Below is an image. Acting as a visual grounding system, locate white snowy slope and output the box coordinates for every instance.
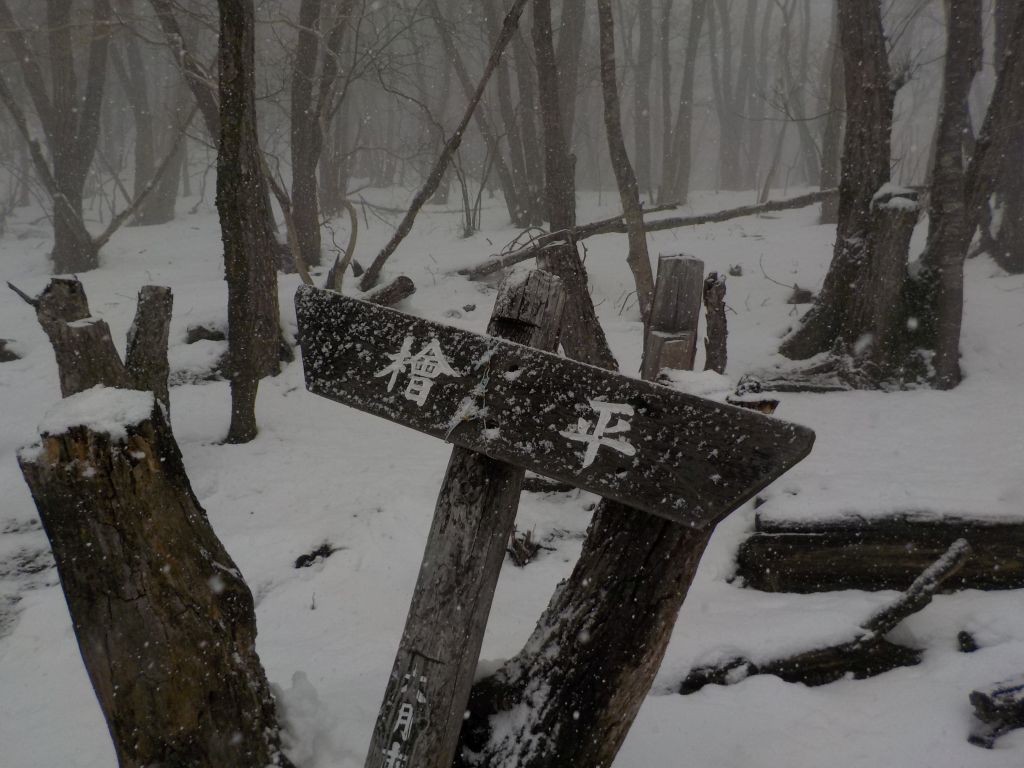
[0,187,1021,767]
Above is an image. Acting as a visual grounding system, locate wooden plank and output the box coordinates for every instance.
[296,285,814,528]
[736,514,1024,592]
[640,254,704,380]
[364,270,565,768]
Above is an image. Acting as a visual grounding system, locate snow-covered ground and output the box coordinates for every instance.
[1,187,1021,766]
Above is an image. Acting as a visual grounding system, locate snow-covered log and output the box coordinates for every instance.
[969,674,1024,748]
[682,539,971,692]
[737,513,1024,592]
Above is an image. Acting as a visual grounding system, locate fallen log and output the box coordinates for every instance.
[682,539,971,693]
[736,513,1024,592]
[969,674,1024,748]
[459,189,838,280]
[362,274,416,307]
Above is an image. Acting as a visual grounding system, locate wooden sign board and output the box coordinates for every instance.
[295,285,814,529]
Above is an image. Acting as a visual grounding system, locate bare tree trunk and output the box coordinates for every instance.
[745,0,775,190]
[662,0,709,203]
[779,0,896,361]
[819,7,844,224]
[554,0,586,143]
[598,0,655,321]
[290,0,325,268]
[707,0,743,190]
[533,0,576,230]
[634,0,655,200]
[985,0,1024,273]
[915,0,982,388]
[217,0,282,443]
[659,0,674,186]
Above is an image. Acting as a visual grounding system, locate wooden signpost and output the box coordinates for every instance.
[295,273,814,768]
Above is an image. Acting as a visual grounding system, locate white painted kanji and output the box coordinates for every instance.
[375,336,460,406]
[560,400,637,469]
[382,741,407,768]
[392,702,415,741]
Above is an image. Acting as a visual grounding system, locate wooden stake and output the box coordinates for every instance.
[363,270,565,768]
[640,254,704,380]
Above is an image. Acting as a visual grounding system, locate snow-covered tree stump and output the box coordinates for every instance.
[14,277,290,767]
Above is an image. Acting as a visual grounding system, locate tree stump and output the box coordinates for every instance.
[15,277,290,767]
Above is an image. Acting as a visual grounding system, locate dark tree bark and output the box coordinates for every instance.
[779,0,896,362]
[15,279,289,768]
[661,0,709,204]
[776,0,820,187]
[21,409,291,767]
[707,0,743,190]
[554,0,586,142]
[513,0,614,353]
[148,0,279,238]
[819,7,844,224]
[290,0,326,268]
[217,0,283,443]
[986,0,1024,273]
[916,0,983,388]
[533,0,577,231]
[633,0,655,199]
[512,29,546,219]
[598,0,655,321]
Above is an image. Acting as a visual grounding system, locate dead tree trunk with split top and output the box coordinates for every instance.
[14,277,290,768]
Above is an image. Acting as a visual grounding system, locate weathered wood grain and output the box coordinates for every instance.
[295,285,814,528]
[363,270,564,768]
[737,513,1024,592]
[640,254,703,380]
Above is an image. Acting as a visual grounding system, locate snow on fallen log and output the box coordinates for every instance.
[681,539,971,693]
[458,189,838,280]
[968,674,1024,748]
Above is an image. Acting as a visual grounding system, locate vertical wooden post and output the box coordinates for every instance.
[703,272,728,374]
[640,253,705,379]
[364,270,565,768]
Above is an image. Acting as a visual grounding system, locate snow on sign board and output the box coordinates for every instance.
[295,285,814,528]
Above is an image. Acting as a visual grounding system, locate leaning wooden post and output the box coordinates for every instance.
[640,253,705,379]
[363,270,565,768]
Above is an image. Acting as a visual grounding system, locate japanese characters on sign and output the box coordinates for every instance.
[296,285,816,528]
[380,667,429,768]
[559,400,636,469]
[376,337,461,407]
